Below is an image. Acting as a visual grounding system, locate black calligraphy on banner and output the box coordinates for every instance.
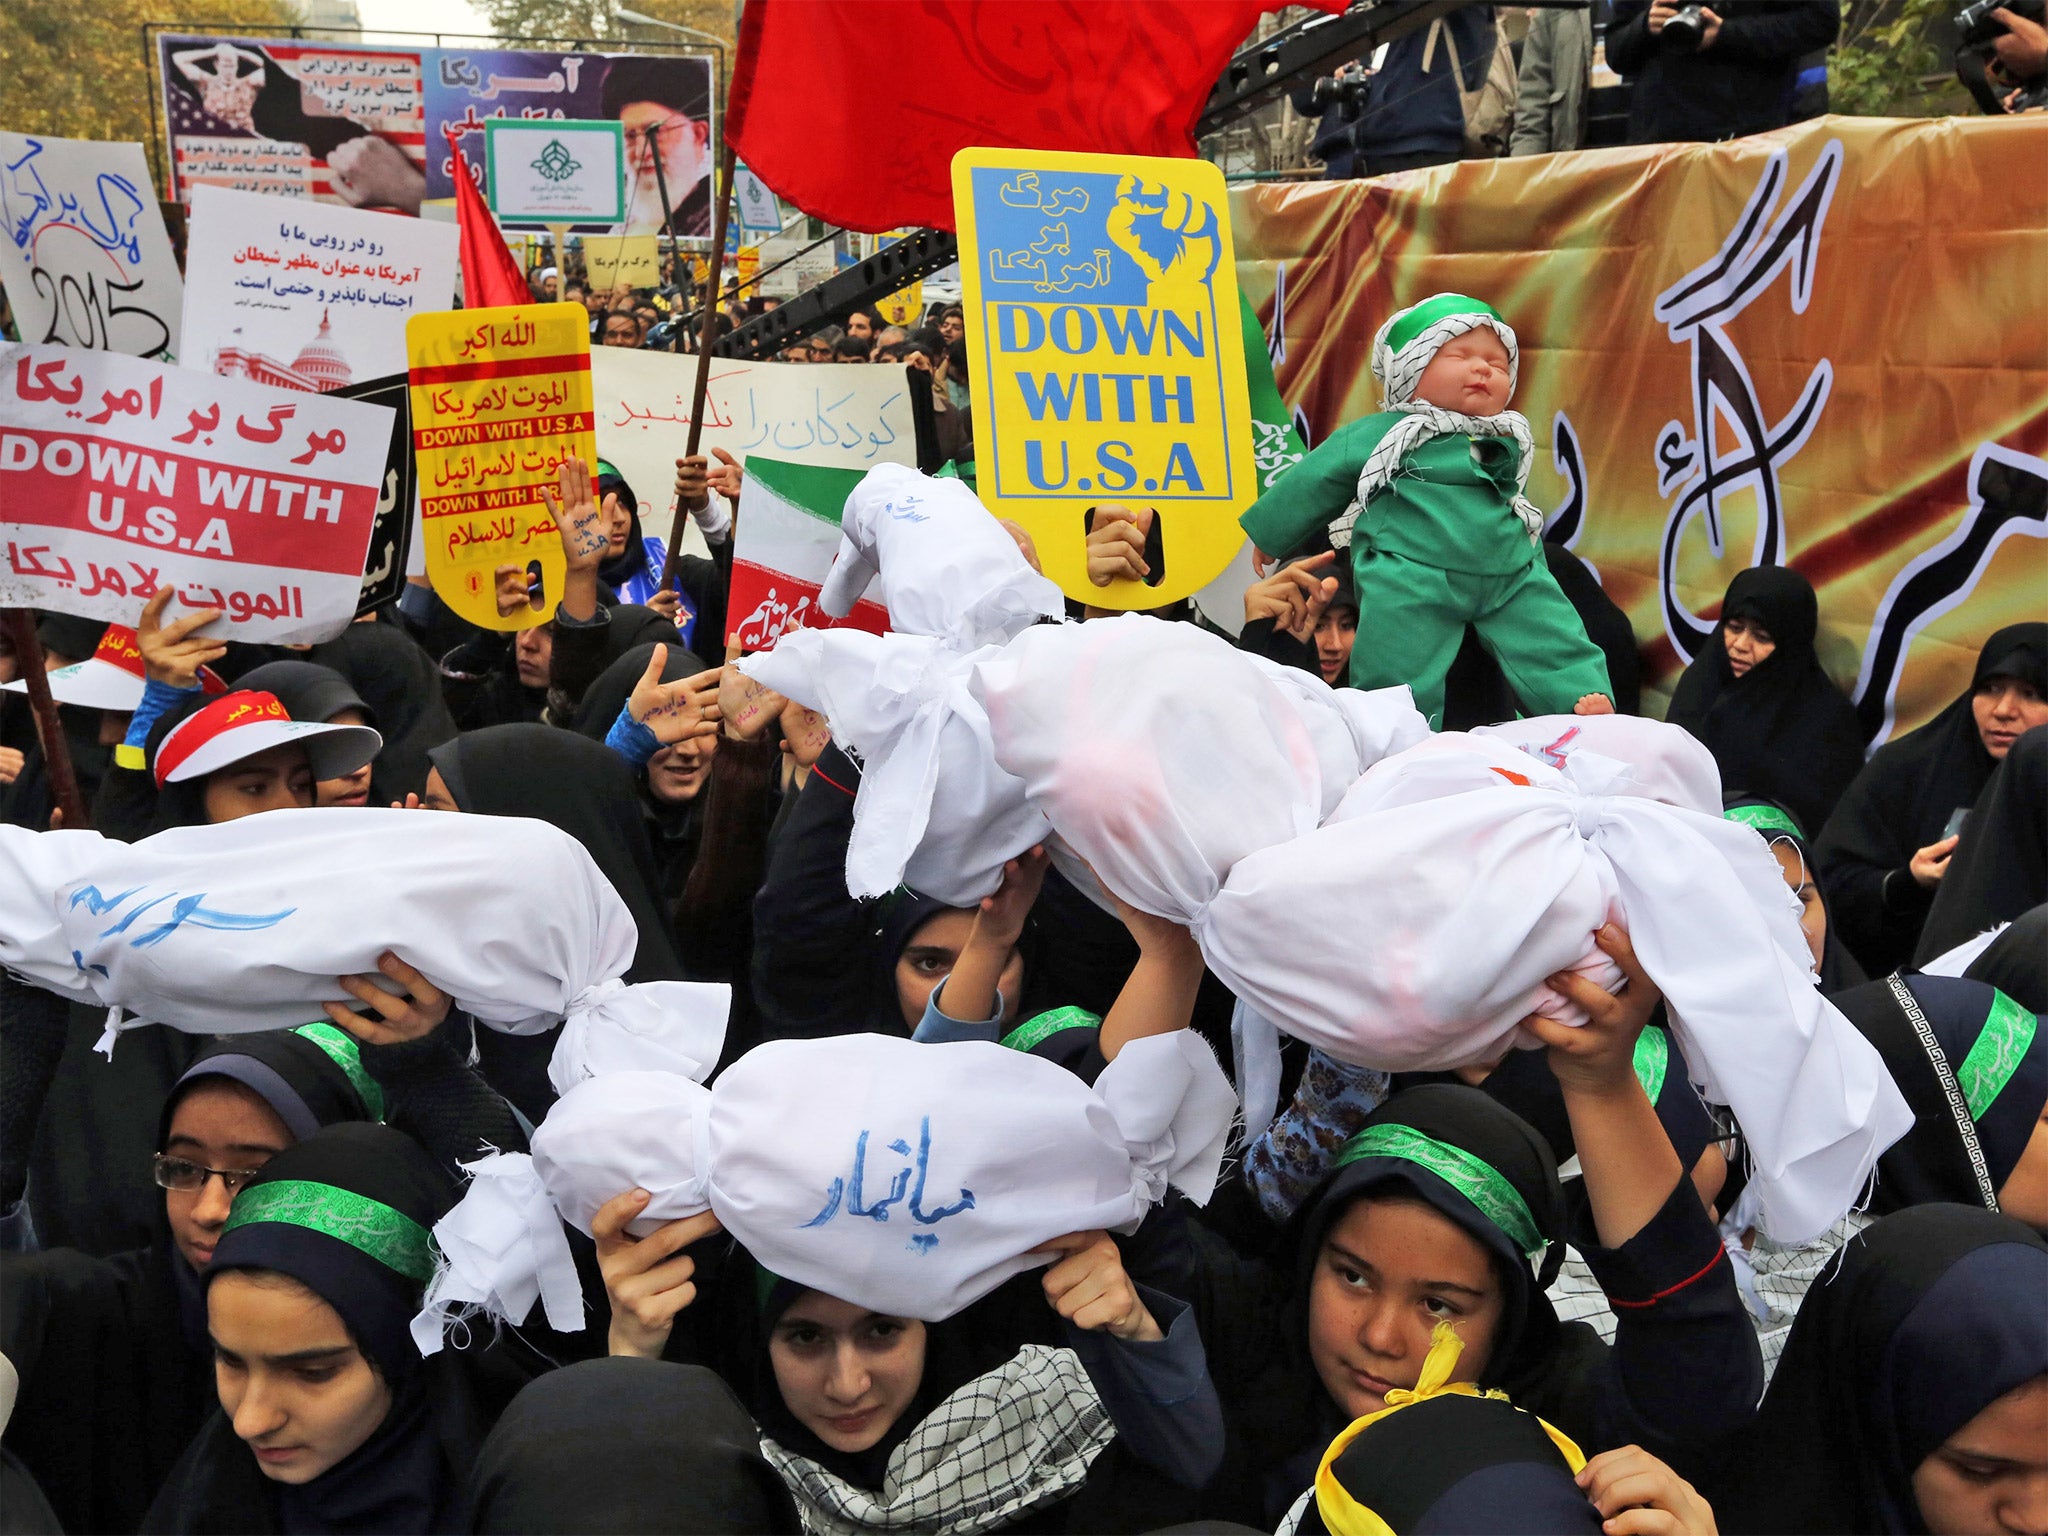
[335,372,415,615]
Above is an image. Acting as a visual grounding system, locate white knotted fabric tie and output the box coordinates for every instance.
[1095,1032,1238,1213]
[412,1152,583,1355]
[546,978,730,1094]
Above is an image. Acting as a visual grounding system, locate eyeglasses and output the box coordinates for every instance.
[622,117,692,150]
[153,1153,264,1195]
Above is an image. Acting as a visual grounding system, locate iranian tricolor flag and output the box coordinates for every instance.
[728,456,891,650]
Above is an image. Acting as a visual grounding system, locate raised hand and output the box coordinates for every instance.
[1522,923,1662,1097]
[717,666,789,741]
[706,447,744,505]
[323,951,452,1046]
[782,704,832,769]
[1086,504,1151,587]
[629,645,722,746]
[540,458,608,575]
[673,453,710,512]
[1243,550,1339,642]
[1038,1230,1162,1341]
[1578,1444,1719,1536]
[592,1189,723,1359]
[492,563,534,618]
[137,586,225,687]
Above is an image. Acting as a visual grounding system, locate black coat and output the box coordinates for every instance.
[1608,0,1840,143]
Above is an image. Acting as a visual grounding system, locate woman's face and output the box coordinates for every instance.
[768,1292,927,1455]
[203,743,314,823]
[893,908,1025,1029]
[1995,1099,2048,1232]
[1307,1195,1506,1421]
[1723,616,1776,678]
[315,707,374,807]
[1316,605,1358,687]
[647,729,717,804]
[1911,1374,2048,1535]
[1972,677,2048,759]
[603,493,634,558]
[162,1080,294,1272]
[422,765,460,812]
[210,1270,393,1485]
[1770,839,1828,969]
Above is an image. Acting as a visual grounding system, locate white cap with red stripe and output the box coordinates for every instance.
[153,690,381,787]
[3,626,225,713]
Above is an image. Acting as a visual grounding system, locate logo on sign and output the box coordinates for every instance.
[532,140,581,183]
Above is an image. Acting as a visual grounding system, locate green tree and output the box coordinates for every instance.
[0,0,299,184]
[470,0,734,53]
[1832,0,1972,116]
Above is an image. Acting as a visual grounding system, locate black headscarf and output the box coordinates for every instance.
[1722,794,1867,994]
[1915,723,2048,966]
[153,1123,468,1535]
[1817,623,2048,976]
[306,621,458,804]
[1833,974,2046,1218]
[569,640,713,903]
[158,1024,384,1155]
[1965,904,2048,1012]
[1668,566,1867,840]
[233,661,373,734]
[1299,1390,1601,1535]
[569,639,707,743]
[427,725,682,984]
[1711,1205,2048,1535]
[469,1358,798,1534]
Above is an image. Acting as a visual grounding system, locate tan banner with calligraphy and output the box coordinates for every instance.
[1233,115,2048,745]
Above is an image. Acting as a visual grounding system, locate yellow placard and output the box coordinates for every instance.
[736,245,760,300]
[876,278,923,328]
[406,302,596,630]
[952,148,1256,608]
[584,233,660,290]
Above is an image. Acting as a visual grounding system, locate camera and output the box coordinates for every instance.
[1954,0,2042,48]
[1308,66,1373,121]
[1661,3,1710,49]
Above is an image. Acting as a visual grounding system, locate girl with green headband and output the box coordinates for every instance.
[1239,293,1614,728]
[1123,932,1761,1527]
[147,1123,482,1534]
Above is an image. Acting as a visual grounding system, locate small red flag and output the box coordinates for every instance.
[728,0,1337,233]
[447,134,530,309]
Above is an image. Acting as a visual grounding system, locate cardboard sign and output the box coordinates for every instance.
[0,135,185,361]
[333,372,415,615]
[733,162,784,232]
[484,120,625,224]
[406,303,595,630]
[0,344,393,640]
[583,233,659,290]
[180,185,459,393]
[952,148,1256,607]
[728,455,884,649]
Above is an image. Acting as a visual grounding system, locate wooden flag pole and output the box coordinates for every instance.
[2,609,90,830]
[660,140,738,592]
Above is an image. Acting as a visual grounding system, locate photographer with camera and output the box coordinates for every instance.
[1954,0,2048,113]
[1607,0,1839,144]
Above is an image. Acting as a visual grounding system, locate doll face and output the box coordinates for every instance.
[1412,328,1513,416]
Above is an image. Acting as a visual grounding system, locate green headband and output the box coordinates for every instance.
[222,1179,436,1283]
[1333,1123,1546,1258]
[1385,293,1504,357]
[1723,803,1806,840]
[291,1023,386,1123]
[595,458,624,482]
[1958,990,2039,1122]
[1000,1006,1102,1055]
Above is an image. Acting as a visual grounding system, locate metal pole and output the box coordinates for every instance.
[659,140,737,591]
[2,611,89,830]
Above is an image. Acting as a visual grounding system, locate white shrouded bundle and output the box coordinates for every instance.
[0,812,726,1084]
[1196,732,1912,1244]
[971,614,1428,922]
[1471,713,1724,814]
[414,1030,1236,1342]
[738,629,1050,905]
[817,464,1066,650]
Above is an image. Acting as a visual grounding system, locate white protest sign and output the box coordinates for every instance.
[0,135,185,361]
[484,120,625,224]
[0,344,393,641]
[590,347,919,557]
[733,162,783,232]
[180,185,458,392]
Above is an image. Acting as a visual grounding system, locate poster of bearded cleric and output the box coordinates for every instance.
[158,37,714,234]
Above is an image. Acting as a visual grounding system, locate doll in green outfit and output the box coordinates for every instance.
[1240,293,1613,728]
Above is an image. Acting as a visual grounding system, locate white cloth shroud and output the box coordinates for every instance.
[0,811,727,1084]
[1196,731,1912,1244]
[816,464,1066,650]
[971,614,1428,921]
[413,1030,1237,1341]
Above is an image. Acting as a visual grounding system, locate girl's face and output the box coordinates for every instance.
[209,1271,393,1485]
[315,707,374,807]
[161,1080,293,1272]
[1911,1374,2048,1535]
[1307,1195,1506,1421]
[203,743,314,823]
[1723,616,1776,677]
[768,1292,927,1454]
[893,908,1025,1029]
[422,765,460,812]
[647,729,716,804]
[1770,840,1828,969]
[1316,605,1358,687]
[1995,1098,2048,1233]
[1972,676,2048,759]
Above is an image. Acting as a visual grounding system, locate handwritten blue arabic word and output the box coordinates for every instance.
[802,1116,974,1251]
[67,884,298,949]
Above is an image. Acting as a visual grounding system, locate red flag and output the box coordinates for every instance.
[728,0,1335,233]
[447,134,530,309]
